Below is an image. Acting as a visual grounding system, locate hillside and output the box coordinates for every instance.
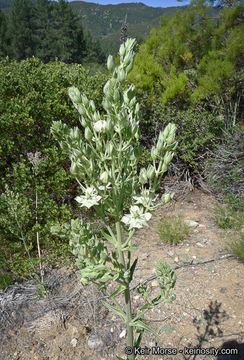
[0,0,187,54]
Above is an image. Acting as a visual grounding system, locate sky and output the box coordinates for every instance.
[73,0,191,8]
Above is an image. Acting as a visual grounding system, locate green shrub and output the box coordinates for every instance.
[139,106,223,173]
[0,57,108,178]
[206,126,244,197]
[226,233,244,263]
[214,194,244,230]
[0,273,13,290]
[0,148,74,278]
[157,215,190,245]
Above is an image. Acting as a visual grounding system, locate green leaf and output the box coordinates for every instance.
[122,246,137,252]
[135,329,144,348]
[101,300,127,322]
[102,230,117,248]
[110,284,126,298]
[129,319,158,336]
[138,302,154,311]
[129,257,138,282]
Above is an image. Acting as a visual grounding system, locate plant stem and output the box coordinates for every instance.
[116,221,135,360]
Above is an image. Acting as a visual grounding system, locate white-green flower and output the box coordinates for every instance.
[75,187,102,208]
[94,120,108,132]
[121,205,152,230]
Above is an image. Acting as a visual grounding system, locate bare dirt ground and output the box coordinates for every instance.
[0,188,243,360]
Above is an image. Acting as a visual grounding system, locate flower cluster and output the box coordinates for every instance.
[75,187,101,208]
[121,205,152,230]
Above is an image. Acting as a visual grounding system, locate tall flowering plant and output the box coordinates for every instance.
[51,38,177,360]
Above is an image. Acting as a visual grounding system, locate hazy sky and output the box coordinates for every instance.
[74,1,191,8]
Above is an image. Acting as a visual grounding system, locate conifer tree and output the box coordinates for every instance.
[0,10,7,58]
[51,0,86,63]
[33,0,55,62]
[7,0,35,60]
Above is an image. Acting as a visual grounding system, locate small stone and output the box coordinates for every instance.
[168,250,174,257]
[174,256,179,263]
[8,329,16,336]
[88,335,104,349]
[192,255,196,259]
[141,253,149,261]
[119,329,126,339]
[110,327,114,333]
[70,338,78,347]
[134,295,140,300]
[220,287,227,294]
[151,280,158,287]
[196,242,204,248]
[70,326,79,337]
[184,220,199,227]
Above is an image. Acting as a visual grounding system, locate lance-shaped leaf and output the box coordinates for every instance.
[110,284,127,298]
[101,300,127,323]
[102,230,117,248]
[129,319,158,336]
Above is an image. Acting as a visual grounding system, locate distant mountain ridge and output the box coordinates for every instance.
[0,0,187,54]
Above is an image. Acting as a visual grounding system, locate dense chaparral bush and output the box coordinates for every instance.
[0,57,108,280]
[0,57,108,178]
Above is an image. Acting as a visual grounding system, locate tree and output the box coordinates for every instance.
[129,0,243,109]
[7,0,35,60]
[50,0,86,63]
[83,31,106,64]
[0,10,7,58]
[33,0,55,62]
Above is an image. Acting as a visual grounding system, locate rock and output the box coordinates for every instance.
[220,287,227,294]
[184,220,199,227]
[196,242,204,248]
[70,326,79,337]
[70,338,78,347]
[88,335,104,349]
[167,250,174,257]
[119,329,126,339]
[141,253,149,261]
[174,256,179,263]
[192,255,196,259]
[151,280,158,287]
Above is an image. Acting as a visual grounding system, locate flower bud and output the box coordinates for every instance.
[113,89,120,102]
[68,86,80,104]
[70,162,79,175]
[106,142,113,156]
[163,123,176,145]
[164,151,174,166]
[147,165,155,180]
[107,55,115,71]
[85,127,93,141]
[139,168,148,185]
[151,146,158,160]
[161,193,174,204]
[118,68,126,82]
[100,171,109,184]
[119,44,126,57]
[80,116,87,127]
[81,94,89,107]
[124,53,131,66]
[161,163,168,173]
